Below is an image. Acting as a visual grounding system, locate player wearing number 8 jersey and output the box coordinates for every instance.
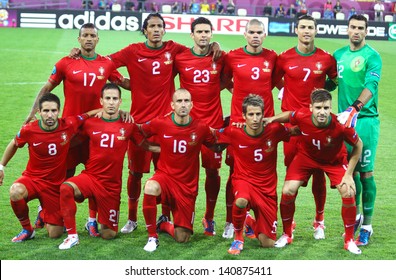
[0,93,97,243]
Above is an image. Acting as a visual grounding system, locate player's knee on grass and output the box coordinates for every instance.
[235,197,248,208]
[174,227,191,243]
[101,227,116,240]
[47,224,64,238]
[9,183,27,201]
[258,233,275,248]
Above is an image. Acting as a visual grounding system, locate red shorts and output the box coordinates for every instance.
[233,179,278,240]
[66,173,121,231]
[151,171,197,232]
[66,139,89,170]
[15,176,63,226]
[201,145,222,169]
[225,145,234,167]
[127,139,157,173]
[286,152,348,188]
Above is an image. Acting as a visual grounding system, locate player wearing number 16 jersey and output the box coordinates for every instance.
[140,89,216,252]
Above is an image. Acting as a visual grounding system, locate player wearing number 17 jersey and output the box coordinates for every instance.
[274,15,337,239]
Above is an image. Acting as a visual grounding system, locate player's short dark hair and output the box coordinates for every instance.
[79,23,97,36]
[191,17,213,33]
[245,18,265,32]
[311,89,332,104]
[101,83,122,98]
[141,13,166,37]
[39,92,61,110]
[296,14,317,28]
[242,94,264,114]
[348,14,368,29]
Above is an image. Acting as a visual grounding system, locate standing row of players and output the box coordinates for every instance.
[0,13,381,255]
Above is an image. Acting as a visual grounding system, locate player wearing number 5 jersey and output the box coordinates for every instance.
[0,93,97,243]
[274,15,338,239]
[215,94,292,255]
[140,89,217,252]
[334,14,382,246]
[58,84,158,250]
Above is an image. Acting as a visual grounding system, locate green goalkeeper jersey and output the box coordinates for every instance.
[334,44,382,118]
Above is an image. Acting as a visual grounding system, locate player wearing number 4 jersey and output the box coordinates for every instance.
[215,94,293,255]
[0,93,99,243]
[141,89,217,252]
[266,89,363,255]
[274,14,338,240]
[334,14,382,246]
[58,84,158,250]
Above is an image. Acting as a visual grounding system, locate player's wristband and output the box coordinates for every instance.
[0,164,4,171]
[352,100,364,112]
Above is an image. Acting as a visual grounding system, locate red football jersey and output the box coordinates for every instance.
[140,114,216,195]
[80,117,144,192]
[15,115,88,186]
[174,49,226,128]
[290,108,359,164]
[110,41,187,123]
[216,123,290,196]
[49,54,124,117]
[224,47,277,123]
[275,47,337,111]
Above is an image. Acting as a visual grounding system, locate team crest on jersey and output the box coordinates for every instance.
[324,135,334,147]
[164,52,173,65]
[210,62,218,74]
[117,128,126,140]
[313,62,323,74]
[188,132,197,145]
[97,67,105,80]
[265,139,274,152]
[351,56,365,72]
[262,61,271,72]
[60,132,68,145]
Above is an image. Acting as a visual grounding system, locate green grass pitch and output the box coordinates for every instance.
[0,27,395,261]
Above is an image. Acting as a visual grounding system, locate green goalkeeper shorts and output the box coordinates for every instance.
[346,116,379,172]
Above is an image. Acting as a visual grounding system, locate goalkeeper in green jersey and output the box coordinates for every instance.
[334,14,382,246]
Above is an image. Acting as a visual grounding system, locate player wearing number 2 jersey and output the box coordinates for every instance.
[274,15,337,239]
[0,93,96,243]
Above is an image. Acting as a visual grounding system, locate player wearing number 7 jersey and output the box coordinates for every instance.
[0,93,99,243]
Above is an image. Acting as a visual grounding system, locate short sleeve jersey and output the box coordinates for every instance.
[334,44,382,118]
[224,47,277,123]
[216,123,290,196]
[290,108,359,164]
[49,54,124,117]
[110,41,187,123]
[276,47,337,111]
[80,117,144,192]
[15,115,88,185]
[174,49,226,128]
[140,113,216,195]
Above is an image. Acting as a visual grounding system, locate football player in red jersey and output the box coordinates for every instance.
[0,93,99,243]
[264,89,363,255]
[58,83,158,250]
[140,88,217,252]
[215,94,293,255]
[174,17,232,238]
[24,23,130,235]
[274,14,338,239]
